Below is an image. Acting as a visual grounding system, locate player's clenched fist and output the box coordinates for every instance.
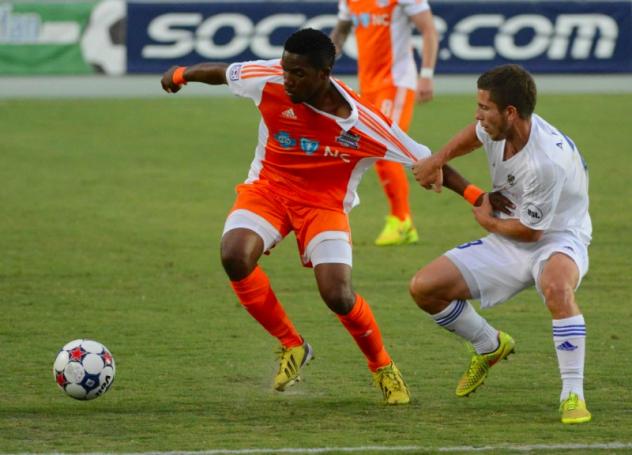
[161,66,187,94]
[412,155,443,192]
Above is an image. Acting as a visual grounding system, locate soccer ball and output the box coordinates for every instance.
[53,339,116,400]
[80,0,126,75]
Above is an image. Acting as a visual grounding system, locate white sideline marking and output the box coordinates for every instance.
[23,442,632,454]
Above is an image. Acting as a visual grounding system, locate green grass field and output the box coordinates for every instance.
[1,92,631,454]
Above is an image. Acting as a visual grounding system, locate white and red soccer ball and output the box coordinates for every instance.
[53,339,116,400]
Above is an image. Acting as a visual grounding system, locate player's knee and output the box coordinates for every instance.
[220,246,255,281]
[409,272,434,310]
[321,285,355,315]
[542,280,576,316]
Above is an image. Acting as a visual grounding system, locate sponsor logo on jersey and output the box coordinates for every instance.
[274,131,296,148]
[336,130,360,149]
[526,204,543,221]
[300,138,319,155]
[281,108,297,120]
[229,64,242,81]
[556,341,578,351]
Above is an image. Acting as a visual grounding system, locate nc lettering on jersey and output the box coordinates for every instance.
[324,146,351,164]
[127,2,630,74]
[351,13,390,28]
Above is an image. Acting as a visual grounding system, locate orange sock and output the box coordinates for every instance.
[230,266,303,348]
[337,294,391,372]
[375,160,410,221]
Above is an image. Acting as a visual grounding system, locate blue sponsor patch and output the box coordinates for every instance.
[300,138,319,155]
[274,131,296,148]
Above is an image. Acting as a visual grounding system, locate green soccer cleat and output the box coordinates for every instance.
[374,215,419,246]
[273,342,314,391]
[560,393,592,424]
[372,362,411,405]
[456,331,515,397]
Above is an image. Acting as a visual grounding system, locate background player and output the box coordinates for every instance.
[161,29,483,405]
[410,64,592,424]
[331,0,439,246]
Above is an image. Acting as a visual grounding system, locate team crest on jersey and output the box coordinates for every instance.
[336,131,360,149]
[300,138,319,155]
[229,64,242,81]
[274,131,296,148]
[507,174,516,186]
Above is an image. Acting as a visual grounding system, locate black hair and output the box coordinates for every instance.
[284,28,336,70]
[477,64,537,119]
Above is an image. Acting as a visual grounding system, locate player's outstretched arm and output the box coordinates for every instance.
[161,63,229,94]
[330,20,352,58]
[412,124,481,191]
[410,10,438,104]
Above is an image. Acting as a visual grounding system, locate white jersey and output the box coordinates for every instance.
[476,114,592,245]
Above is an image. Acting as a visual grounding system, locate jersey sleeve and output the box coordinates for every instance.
[383,122,431,166]
[337,0,351,21]
[398,0,430,16]
[519,159,564,231]
[225,59,283,105]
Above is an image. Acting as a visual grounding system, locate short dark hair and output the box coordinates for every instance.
[284,28,336,70]
[477,64,537,119]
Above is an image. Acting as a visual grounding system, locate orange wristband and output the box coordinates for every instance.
[172,66,187,85]
[463,184,485,205]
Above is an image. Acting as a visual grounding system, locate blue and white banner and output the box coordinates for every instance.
[127,1,632,74]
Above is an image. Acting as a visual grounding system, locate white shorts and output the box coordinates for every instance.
[222,209,353,267]
[445,232,589,308]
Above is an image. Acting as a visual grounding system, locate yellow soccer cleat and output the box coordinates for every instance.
[560,393,592,424]
[372,362,411,405]
[273,342,314,391]
[456,331,515,397]
[374,215,419,246]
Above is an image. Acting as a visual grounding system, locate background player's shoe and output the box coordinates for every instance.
[456,331,515,397]
[274,342,314,391]
[560,393,592,424]
[372,362,410,405]
[374,215,419,246]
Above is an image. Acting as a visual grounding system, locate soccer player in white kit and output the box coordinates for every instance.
[410,64,592,424]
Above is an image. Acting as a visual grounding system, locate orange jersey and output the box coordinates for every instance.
[338,0,430,93]
[225,59,430,213]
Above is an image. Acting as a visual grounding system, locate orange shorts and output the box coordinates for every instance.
[224,183,352,267]
[362,86,415,132]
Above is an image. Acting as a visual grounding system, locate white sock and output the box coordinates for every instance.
[553,314,586,402]
[432,300,499,354]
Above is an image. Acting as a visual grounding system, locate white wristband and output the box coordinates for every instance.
[420,67,434,79]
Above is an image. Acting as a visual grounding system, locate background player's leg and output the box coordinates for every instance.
[374,88,418,246]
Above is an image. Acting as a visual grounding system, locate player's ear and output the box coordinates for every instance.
[506,105,519,120]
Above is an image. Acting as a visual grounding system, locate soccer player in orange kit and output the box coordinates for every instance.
[331,0,439,246]
[160,29,483,405]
